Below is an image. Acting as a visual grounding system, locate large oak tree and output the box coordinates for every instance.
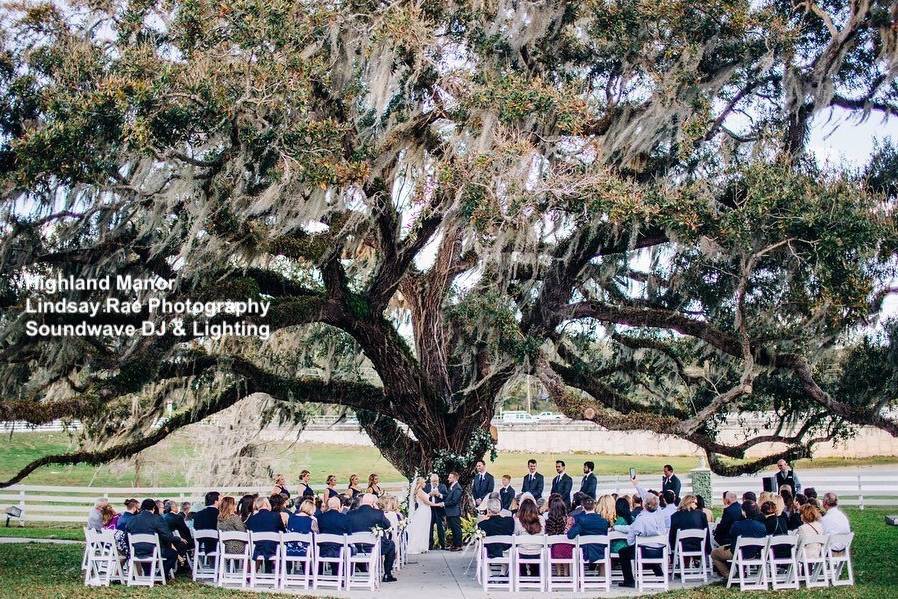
[3,0,898,487]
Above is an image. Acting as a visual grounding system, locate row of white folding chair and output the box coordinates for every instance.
[210,530,382,591]
[83,528,125,587]
[728,532,855,591]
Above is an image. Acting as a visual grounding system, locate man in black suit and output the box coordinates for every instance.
[712,491,743,546]
[476,497,515,557]
[498,475,515,511]
[346,494,398,583]
[551,460,573,509]
[521,459,544,499]
[318,496,351,561]
[472,460,495,505]
[712,502,766,576]
[661,465,682,501]
[566,496,610,563]
[580,461,597,499]
[125,498,179,576]
[191,491,220,554]
[443,472,464,551]
[423,474,448,549]
[162,499,193,557]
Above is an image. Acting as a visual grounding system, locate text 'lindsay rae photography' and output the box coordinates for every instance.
[22,275,272,340]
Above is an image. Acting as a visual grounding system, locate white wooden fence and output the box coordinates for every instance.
[0,481,410,525]
[3,472,898,526]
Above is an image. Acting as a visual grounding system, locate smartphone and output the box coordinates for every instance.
[629,468,637,480]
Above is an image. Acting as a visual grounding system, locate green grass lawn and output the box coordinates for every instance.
[3,431,896,488]
[0,509,892,597]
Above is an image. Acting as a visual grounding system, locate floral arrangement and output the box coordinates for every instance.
[370,525,386,539]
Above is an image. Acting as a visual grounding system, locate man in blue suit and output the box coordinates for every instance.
[443,472,464,551]
[191,491,220,554]
[472,460,495,505]
[551,460,574,509]
[566,497,609,563]
[713,491,743,546]
[580,461,597,500]
[521,459,544,499]
[712,502,766,577]
[346,494,398,583]
[318,496,351,560]
[125,498,179,576]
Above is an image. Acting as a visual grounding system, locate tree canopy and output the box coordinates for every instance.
[2,0,898,486]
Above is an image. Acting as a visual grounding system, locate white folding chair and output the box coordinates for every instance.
[191,529,219,582]
[826,532,854,587]
[216,530,250,588]
[545,534,577,591]
[345,531,382,591]
[126,533,166,586]
[84,528,125,586]
[400,527,409,567]
[796,532,830,588]
[249,531,282,589]
[608,530,627,582]
[280,532,314,590]
[81,527,91,572]
[312,533,346,590]
[767,534,799,590]
[673,529,709,583]
[576,534,612,593]
[727,536,769,591]
[388,528,403,571]
[635,534,669,591]
[512,534,546,591]
[480,535,514,591]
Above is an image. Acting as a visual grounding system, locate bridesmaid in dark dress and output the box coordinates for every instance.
[346,474,363,499]
[325,475,340,499]
[366,473,383,497]
[297,470,315,500]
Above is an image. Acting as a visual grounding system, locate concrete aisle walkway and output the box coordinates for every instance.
[297,549,710,598]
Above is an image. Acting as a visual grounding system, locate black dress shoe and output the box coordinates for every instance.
[619,580,636,588]
[383,575,398,582]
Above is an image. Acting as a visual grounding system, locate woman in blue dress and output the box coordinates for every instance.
[285,499,317,557]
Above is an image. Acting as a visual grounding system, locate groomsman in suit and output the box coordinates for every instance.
[472,460,495,505]
[661,464,682,501]
[580,461,597,500]
[521,459,544,499]
[424,473,448,549]
[443,472,464,551]
[498,475,515,511]
[551,460,574,509]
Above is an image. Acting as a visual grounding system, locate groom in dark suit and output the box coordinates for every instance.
[423,474,448,549]
[472,460,495,505]
[443,472,464,551]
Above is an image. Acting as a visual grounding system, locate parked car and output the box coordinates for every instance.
[499,411,537,423]
[535,411,564,421]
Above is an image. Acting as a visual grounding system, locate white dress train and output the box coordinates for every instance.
[407,490,433,555]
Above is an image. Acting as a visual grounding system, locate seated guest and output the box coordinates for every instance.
[101,504,119,530]
[611,496,633,555]
[478,497,515,558]
[116,498,139,531]
[515,497,544,576]
[154,500,164,515]
[88,498,108,531]
[192,491,221,554]
[317,496,351,559]
[125,498,178,575]
[570,491,586,515]
[796,503,825,557]
[297,470,314,500]
[696,495,714,524]
[713,491,742,547]
[269,493,289,528]
[631,494,643,519]
[498,475,515,511]
[545,494,574,561]
[237,494,256,522]
[660,490,677,526]
[567,496,610,569]
[217,496,248,555]
[346,474,363,498]
[668,495,709,555]
[366,473,383,497]
[618,495,665,588]
[162,499,194,553]
[325,475,340,499]
[821,492,851,552]
[285,499,316,557]
[346,493,398,583]
[271,473,290,499]
[380,495,402,531]
[245,496,284,569]
[181,501,192,524]
[761,500,789,536]
[711,502,766,577]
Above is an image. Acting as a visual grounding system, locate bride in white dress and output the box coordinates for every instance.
[407,476,439,554]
